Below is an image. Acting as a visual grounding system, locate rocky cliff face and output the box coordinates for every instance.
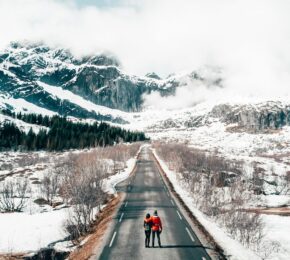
[0,42,223,119]
[211,102,290,131]
[0,42,172,115]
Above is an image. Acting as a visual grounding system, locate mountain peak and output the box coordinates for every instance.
[145,72,161,80]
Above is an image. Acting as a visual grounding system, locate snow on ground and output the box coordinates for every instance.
[135,103,290,259]
[263,215,290,260]
[152,149,261,259]
[0,95,56,116]
[103,158,136,194]
[142,107,290,199]
[0,149,139,254]
[264,195,290,207]
[0,209,67,253]
[103,144,143,194]
[0,114,49,134]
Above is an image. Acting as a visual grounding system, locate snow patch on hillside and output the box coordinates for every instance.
[0,114,48,134]
[0,95,56,116]
[37,81,131,120]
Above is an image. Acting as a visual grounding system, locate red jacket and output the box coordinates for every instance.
[151,215,162,231]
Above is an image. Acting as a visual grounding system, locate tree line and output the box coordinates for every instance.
[0,112,147,151]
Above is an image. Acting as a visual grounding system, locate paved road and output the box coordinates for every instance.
[98,146,212,260]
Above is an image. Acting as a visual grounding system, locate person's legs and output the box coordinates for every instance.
[145,231,150,247]
[145,231,148,247]
[148,230,151,247]
[152,231,155,247]
[157,230,161,247]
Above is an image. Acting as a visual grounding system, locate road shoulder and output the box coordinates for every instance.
[152,150,226,260]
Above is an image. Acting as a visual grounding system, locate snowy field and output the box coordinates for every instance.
[0,147,139,255]
[131,103,290,259]
[153,146,290,260]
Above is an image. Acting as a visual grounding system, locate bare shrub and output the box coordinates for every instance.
[16,153,39,167]
[258,240,281,260]
[154,141,267,255]
[58,142,141,240]
[41,171,60,206]
[0,179,30,212]
[62,153,107,240]
[0,163,13,171]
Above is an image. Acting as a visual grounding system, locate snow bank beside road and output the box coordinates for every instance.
[102,158,136,194]
[102,144,143,194]
[0,146,141,254]
[153,149,261,260]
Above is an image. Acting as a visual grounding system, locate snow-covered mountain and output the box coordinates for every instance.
[0,42,224,124]
[1,41,290,133]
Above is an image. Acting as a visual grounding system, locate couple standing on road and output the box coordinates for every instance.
[143,210,163,248]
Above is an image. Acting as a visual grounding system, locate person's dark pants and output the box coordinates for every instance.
[152,230,161,247]
[145,230,151,247]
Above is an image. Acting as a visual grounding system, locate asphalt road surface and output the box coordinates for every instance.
[98,146,212,260]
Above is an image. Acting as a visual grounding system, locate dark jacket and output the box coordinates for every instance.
[144,217,153,231]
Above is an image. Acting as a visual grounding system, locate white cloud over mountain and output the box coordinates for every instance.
[1,0,290,105]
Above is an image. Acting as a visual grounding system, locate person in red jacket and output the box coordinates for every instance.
[144,213,153,248]
[151,210,162,248]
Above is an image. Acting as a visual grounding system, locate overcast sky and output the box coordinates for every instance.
[74,0,122,8]
[0,0,290,101]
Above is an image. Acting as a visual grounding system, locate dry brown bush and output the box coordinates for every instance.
[58,143,141,241]
[154,141,266,253]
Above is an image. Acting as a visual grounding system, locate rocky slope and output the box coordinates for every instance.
[0,42,224,123]
[2,42,289,132]
[143,101,290,133]
[211,101,290,131]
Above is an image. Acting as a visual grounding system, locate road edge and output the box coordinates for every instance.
[89,152,140,260]
[152,149,227,260]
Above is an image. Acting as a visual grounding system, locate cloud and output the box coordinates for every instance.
[143,83,219,110]
[1,0,290,106]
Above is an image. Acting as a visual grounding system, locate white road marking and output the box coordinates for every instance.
[171,199,174,205]
[185,227,195,242]
[167,192,170,197]
[176,210,182,220]
[202,257,207,260]
[109,231,117,247]
[119,212,124,222]
[125,201,128,207]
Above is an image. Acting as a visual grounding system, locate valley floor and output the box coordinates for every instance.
[0,146,139,255]
[149,121,290,260]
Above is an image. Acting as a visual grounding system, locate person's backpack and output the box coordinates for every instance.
[144,221,151,231]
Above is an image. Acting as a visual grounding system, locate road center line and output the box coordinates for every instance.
[109,231,117,247]
[125,201,128,207]
[176,210,182,220]
[171,199,174,205]
[185,227,195,242]
[119,212,124,222]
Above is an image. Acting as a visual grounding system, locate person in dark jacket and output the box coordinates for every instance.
[151,210,162,248]
[144,213,153,247]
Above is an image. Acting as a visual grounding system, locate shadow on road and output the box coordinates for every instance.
[159,245,196,248]
[160,245,216,251]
